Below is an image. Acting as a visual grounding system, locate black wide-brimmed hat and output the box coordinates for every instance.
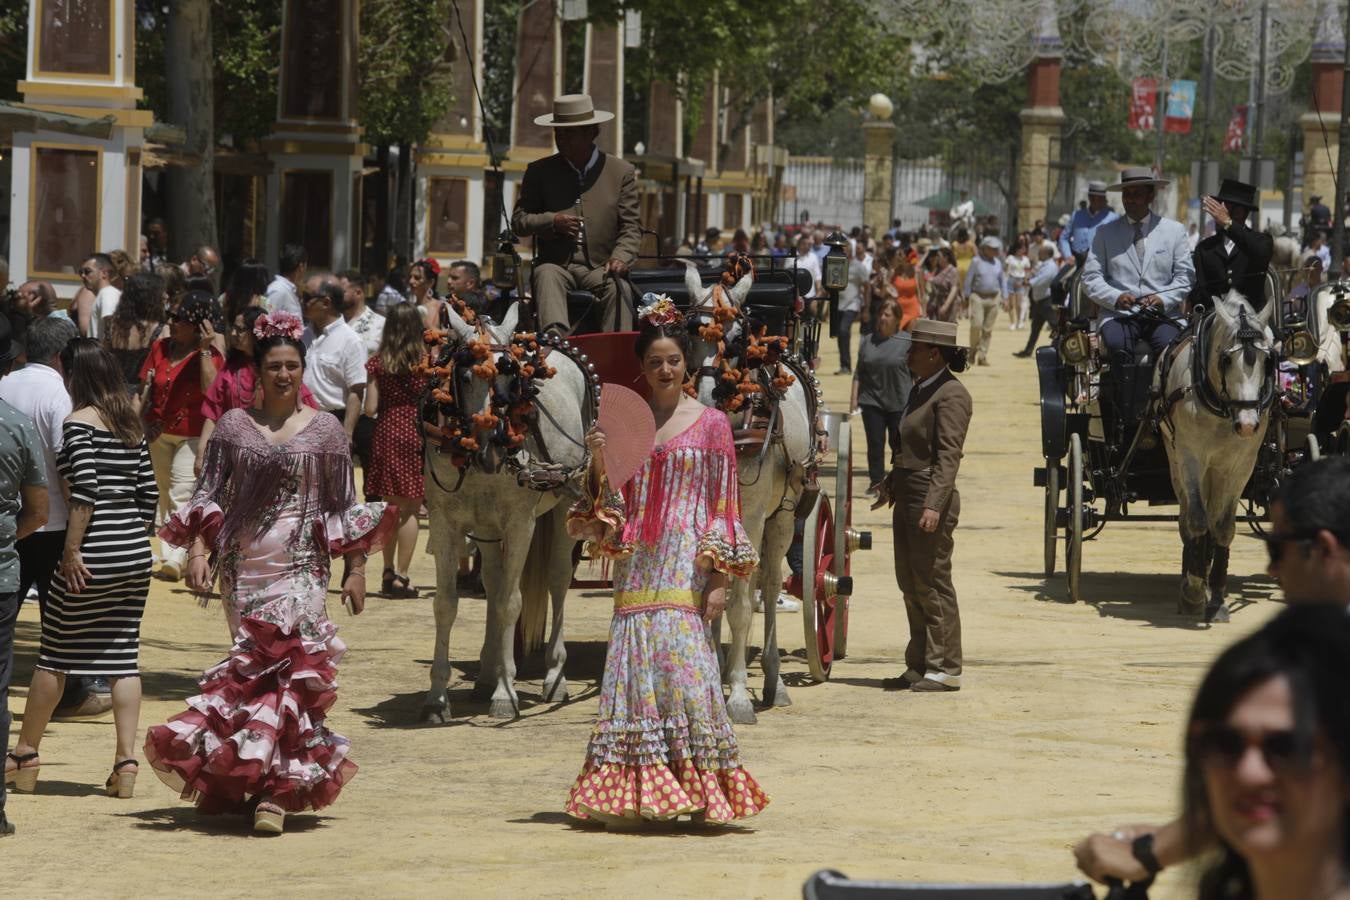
[1216,178,1258,210]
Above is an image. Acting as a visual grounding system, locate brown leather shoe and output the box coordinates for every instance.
[911,678,960,693]
[52,692,113,720]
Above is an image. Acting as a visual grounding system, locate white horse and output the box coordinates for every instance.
[421,304,593,721]
[681,262,816,724]
[1156,290,1275,622]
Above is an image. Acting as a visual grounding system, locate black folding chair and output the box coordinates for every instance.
[803,870,1147,900]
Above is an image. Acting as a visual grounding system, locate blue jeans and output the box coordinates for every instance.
[0,590,18,815]
[1099,315,1180,359]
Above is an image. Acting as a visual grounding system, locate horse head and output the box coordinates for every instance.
[1208,289,1275,437]
[678,260,751,406]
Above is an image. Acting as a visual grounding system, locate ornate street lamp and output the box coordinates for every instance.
[823,230,850,338]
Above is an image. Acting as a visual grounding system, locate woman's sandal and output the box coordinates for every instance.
[253,798,285,835]
[381,567,396,595]
[387,573,418,599]
[104,759,138,799]
[3,751,39,793]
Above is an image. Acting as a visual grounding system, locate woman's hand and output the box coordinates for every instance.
[918,508,941,533]
[185,554,212,593]
[869,475,895,510]
[585,425,607,473]
[198,319,217,352]
[342,570,367,615]
[61,549,92,594]
[702,582,727,624]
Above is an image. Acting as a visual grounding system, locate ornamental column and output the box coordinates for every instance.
[1301,0,1343,223]
[261,0,365,273]
[8,0,150,295]
[1016,0,1066,232]
[862,94,896,236]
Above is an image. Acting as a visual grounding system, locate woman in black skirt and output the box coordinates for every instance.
[5,340,157,798]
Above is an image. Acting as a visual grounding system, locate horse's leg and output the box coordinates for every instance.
[723,574,757,725]
[470,537,500,702]
[758,506,795,709]
[422,516,462,724]
[486,529,531,719]
[541,506,573,703]
[1204,476,1243,624]
[1175,454,1211,616]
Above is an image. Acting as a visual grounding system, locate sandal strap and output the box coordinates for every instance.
[6,751,38,766]
[112,759,138,772]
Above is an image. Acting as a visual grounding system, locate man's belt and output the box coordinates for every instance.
[972,290,999,298]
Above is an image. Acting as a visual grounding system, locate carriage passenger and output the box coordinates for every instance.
[1080,168,1194,364]
[564,299,768,827]
[1190,179,1273,311]
[510,93,641,336]
[876,319,973,693]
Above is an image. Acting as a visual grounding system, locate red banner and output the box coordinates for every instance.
[1224,105,1248,154]
[1129,78,1157,132]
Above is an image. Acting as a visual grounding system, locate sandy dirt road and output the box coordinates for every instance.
[4,325,1279,898]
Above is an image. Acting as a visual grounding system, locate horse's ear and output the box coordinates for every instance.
[1256,297,1274,327]
[728,272,753,308]
[443,303,476,341]
[679,259,706,305]
[500,301,520,336]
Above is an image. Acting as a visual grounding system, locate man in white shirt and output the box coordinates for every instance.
[301,274,367,439]
[0,316,105,717]
[795,234,822,300]
[265,244,308,317]
[77,254,120,339]
[949,189,975,233]
[340,270,384,357]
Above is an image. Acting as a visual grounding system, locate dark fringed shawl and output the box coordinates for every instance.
[190,409,357,557]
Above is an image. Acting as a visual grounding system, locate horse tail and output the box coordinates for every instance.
[519,513,553,655]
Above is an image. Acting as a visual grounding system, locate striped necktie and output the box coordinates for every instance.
[1132,220,1146,259]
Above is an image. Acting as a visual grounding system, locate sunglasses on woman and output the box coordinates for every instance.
[1191,725,1314,774]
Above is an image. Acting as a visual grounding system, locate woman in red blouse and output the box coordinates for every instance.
[138,291,223,580]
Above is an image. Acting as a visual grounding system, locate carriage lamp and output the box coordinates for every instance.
[492,231,520,291]
[1059,330,1092,366]
[1328,282,1350,330]
[822,231,849,292]
[1282,316,1318,365]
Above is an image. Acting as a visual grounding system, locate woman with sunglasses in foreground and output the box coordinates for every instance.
[1182,605,1350,899]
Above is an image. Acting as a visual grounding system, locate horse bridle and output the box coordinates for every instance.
[1198,306,1276,421]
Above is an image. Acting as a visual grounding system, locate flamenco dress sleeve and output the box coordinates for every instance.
[565,464,631,559]
[694,416,758,578]
[315,417,399,557]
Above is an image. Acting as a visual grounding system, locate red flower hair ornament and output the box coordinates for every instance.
[253,311,304,342]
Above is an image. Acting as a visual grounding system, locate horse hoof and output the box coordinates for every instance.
[488,699,519,720]
[726,697,758,726]
[419,704,449,725]
[1206,603,1231,624]
[541,678,569,703]
[770,688,792,708]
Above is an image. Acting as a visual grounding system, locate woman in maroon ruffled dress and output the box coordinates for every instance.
[143,312,396,834]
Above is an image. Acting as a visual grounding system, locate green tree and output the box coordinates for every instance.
[360,0,457,146]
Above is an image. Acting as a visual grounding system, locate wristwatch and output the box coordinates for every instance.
[1131,833,1163,875]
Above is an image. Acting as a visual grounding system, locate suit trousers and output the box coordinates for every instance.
[967,293,1001,362]
[892,469,962,685]
[533,262,632,334]
[1099,316,1181,360]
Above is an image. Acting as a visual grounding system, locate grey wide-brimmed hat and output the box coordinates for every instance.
[1106,166,1170,191]
[1087,180,1107,195]
[979,236,1002,250]
[533,93,615,128]
[910,318,959,347]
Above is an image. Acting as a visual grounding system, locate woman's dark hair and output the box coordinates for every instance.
[384,266,406,295]
[938,344,970,373]
[109,272,165,343]
[60,338,143,446]
[1183,606,1350,900]
[174,290,220,327]
[940,247,958,266]
[224,259,270,324]
[955,227,969,243]
[409,260,439,297]
[634,319,692,364]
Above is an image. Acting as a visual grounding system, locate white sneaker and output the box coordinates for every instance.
[776,592,802,612]
[25,584,38,600]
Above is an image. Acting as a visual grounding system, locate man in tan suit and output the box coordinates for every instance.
[511,94,642,334]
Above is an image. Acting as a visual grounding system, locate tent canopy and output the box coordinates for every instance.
[913,190,992,214]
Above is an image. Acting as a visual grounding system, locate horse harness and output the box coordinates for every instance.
[1153,304,1275,433]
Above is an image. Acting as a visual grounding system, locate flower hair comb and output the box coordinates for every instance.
[637,293,681,326]
[253,311,304,341]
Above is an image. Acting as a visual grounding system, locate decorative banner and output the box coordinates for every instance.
[1164,79,1196,134]
[1224,105,1248,154]
[1128,77,1157,132]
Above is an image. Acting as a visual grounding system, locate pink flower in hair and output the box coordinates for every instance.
[253,312,304,342]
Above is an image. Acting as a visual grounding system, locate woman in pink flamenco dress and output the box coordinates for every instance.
[143,313,395,834]
[564,299,769,828]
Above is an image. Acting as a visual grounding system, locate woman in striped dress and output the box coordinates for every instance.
[5,340,157,798]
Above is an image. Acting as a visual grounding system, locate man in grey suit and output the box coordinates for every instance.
[1080,167,1194,360]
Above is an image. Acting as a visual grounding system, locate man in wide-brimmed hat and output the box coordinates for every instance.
[1058,180,1117,265]
[1190,178,1273,310]
[510,93,641,334]
[1080,167,1194,362]
[963,236,1007,366]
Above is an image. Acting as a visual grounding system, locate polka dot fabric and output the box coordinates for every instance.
[565,760,768,824]
[363,357,427,499]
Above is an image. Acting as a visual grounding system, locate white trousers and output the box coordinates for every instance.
[968,294,1002,362]
[150,433,200,567]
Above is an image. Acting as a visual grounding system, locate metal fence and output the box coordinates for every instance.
[783,153,1015,236]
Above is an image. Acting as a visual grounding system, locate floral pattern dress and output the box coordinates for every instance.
[144,409,396,815]
[564,406,769,824]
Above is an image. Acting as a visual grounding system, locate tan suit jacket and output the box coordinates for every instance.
[510,150,641,268]
[892,369,973,510]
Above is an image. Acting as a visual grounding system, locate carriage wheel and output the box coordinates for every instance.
[800,493,841,682]
[1043,457,1059,577]
[1337,422,1350,456]
[831,419,855,660]
[1066,433,1084,603]
[1307,434,1322,461]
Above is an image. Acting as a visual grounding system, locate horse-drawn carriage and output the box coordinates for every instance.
[1286,279,1350,461]
[1035,273,1286,618]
